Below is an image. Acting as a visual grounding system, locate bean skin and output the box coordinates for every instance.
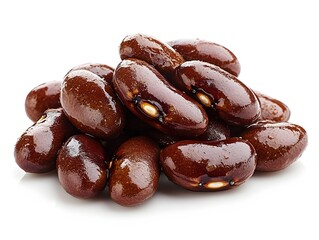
[113,59,208,137]
[109,136,160,206]
[255,91,291,122]
[25,80,62,122]
[14,108,76,173]
[57,134,108,198]
[61,70,125,139]
[68,63,114,84]
[240,121,308,172]
[168,39,241,76]
[119,34,184,76]
[160,138,257,191]
[176,60,261,126]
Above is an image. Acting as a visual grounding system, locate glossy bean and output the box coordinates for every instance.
[113,59,208,137]
[168,39,241,76]
[119,34,184,76]
[160,138,257,191]
[14,108,75,173]
[25,80,61,122]
[176,60,261,126]
[61,70,125,139]
[109,136,160,206]
[240,121,307,171]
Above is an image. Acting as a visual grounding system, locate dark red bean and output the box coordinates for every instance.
[255,91,291,122]
[109,136,160,206]
[168,39,241,76]
[240,121,307,172]
[68,63,114,84]
[119,34,184,76]
[176,60,261,126]
[160,138,257,191]
[113,59,208,137]
[146,129,181,148]
[14,108,76,173]
[25,81,61,122]
[61,70,125,139]
[57,134,107,198]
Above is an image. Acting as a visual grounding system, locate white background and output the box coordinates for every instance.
[1,0,318,239]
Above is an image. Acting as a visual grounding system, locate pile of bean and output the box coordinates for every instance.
[15,34,308,206]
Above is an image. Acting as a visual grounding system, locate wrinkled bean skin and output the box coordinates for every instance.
[61,70,125,139]
[176,61,261,126]
[255,91,291,122]
[113,59,208,137]
[14,108,76,173]
[119,34,184,76]
[160,138,257,191]
[57,134,108,198]
[168,39,241,76]
[240,121,307,172]
[68,63,114,84]
[109,136,160,206]
[25,81,62,122]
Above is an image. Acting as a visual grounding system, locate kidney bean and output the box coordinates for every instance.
[168,39,241,76]
[240,121,307,171]
[145,129,181,148]
[109,136,160,206]
[113,59,208,137]
[68,63,114,84]
[14,108,76,173]
[176,60,261,126]
[56,134,108,198]
[61,70,125,139]
[255,91,291,122]
[119,34,184,76]
[160,138,257,191]
[25,80,61,122]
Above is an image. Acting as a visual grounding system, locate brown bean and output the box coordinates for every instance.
[56,134,108,198]
[61,70,125,139]
[113,59,208,137]
[119,34,184,76]
[14,108,76,173]
[25,80,61,122]
[176,60,261,126]
[168,39,241,76]
[68,63,114,84]
[160,138,257,191]
[255,91,291,122]
[109,136,160,206]
[240,121,307,171]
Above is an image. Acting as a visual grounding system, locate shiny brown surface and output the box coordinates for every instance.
[113,59,208,137]
[25,80,62,122]
[160,138,257,191]
[68,63,114,84]
[120,34,184,76]
[14,108,75,173]
[255,91,291,122]
[168,39,241,76]
[240,121,307,172]
[57,134,107,198]
[109,136,160,206]
[176,61,261,126]
[61,70,125,139]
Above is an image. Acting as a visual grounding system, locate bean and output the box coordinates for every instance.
[240,121,307,171]
[168,39,241,76]
[25,80,61,122]
[113,59,208,137]
[176,60,261,126]
[61,70,125,139]
[160,138,257,191]
[109,136,160,206]
[14,108,76,173]
[119,34,184,76]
